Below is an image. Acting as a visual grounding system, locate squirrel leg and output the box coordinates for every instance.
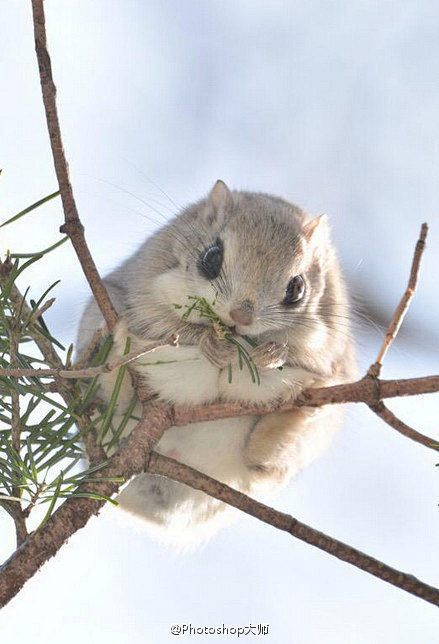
[244,405,342,482]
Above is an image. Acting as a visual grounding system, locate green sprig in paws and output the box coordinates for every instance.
[174,295,260,385]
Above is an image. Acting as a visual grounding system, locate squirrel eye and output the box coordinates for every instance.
[199,241,223,279]
[283,275,305,305]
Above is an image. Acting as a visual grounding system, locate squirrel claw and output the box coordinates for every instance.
[200,329,236,368]
[250,341,288,369]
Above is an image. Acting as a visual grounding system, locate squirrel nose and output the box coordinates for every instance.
[229,300,254,326]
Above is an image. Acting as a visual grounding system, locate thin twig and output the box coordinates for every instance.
[369,401,438,450]
[368,223,428,377]
[148,453,439,608]
[9,324,28,546]
[166,375,439,454]
[0,336,179,380]
[31,0,118,333]
[297,375,439,406]
[22,484,46,520]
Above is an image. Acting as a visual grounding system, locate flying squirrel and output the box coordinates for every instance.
[77,180,356,546]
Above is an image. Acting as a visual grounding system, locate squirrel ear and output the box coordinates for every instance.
[208,180,233,216]
[303,214,329,245]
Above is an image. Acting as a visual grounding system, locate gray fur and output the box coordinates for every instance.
[77,181,356,546]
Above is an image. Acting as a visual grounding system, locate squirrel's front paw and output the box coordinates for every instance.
[250,341,288,369]
[200,330,236,368]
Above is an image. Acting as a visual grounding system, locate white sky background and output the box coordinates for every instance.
[1,1,439,642]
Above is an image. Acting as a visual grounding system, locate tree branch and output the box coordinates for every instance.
[0,336,178,380]
[1,267,438,604]
[148,453,439,608]
[2,416,439,609]
[8,0,433,619]
[0,402,173,608]
[368,223,428,377]
[168,375,439,452]
[2,275,438,611]
[369,400,438,450]
[30,0,118,332]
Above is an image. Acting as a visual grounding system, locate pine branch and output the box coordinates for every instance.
[0,336,179,379]
[1,0,432,617]
[0,259,62,369]
[0,401,173,608]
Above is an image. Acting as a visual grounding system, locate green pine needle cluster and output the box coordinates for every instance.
[0,192,124,534]
[174,295,261,385]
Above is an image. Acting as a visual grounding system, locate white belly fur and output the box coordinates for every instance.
[108,342,322,544]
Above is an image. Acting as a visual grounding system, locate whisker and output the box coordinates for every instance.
[123,161,181,211]
[83,174,172,223]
